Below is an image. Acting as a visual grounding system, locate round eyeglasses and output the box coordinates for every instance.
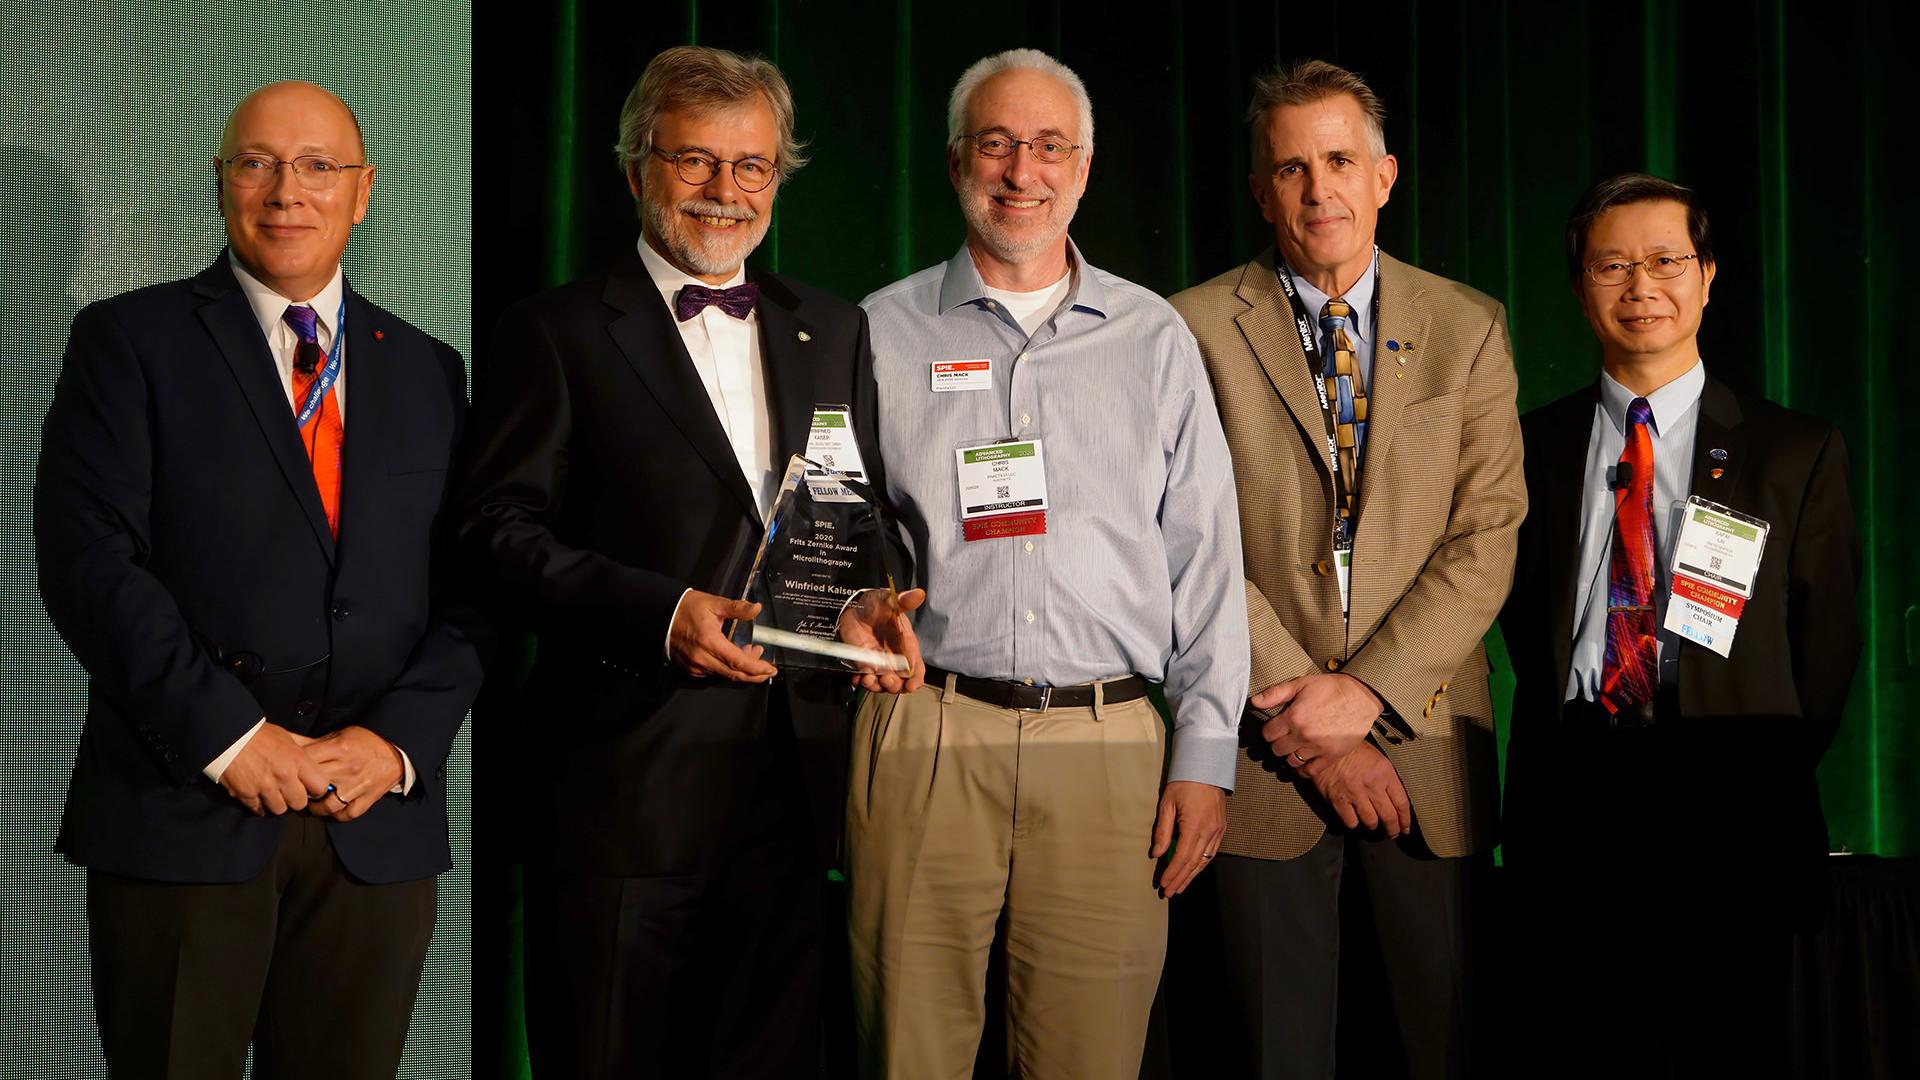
[1585,251,1699,287]
[954,130,1082,164]
[221,154,368,191]
[651,146,778,193]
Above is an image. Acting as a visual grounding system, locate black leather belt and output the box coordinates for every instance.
[1559,685,1680,730]
[924,666,1149,711]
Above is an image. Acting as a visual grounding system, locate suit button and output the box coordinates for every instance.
[1314,559,1331,576]
[1325,659,1341,671]
[295,699,317,717]
[331,607,350,621]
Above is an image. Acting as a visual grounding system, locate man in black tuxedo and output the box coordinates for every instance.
[34,81,483,1078]
[1499,173,1860,1076]
[455,46,922,1078]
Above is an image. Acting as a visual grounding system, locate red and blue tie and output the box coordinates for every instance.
[282,304,343,537]
[1601,397,1658,713]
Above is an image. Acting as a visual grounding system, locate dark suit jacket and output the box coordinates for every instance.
[1499,375,1860,866]
[453,253,902,877]
[35,255,485,885]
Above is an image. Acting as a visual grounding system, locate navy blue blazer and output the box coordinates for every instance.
[35,254,485,885]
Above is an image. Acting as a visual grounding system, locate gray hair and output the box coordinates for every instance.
[614,45,808,181]
[947,48,1094,157]
[1247,59,1387,166]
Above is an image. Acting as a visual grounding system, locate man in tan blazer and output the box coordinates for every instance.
[1169,60,1523,1080]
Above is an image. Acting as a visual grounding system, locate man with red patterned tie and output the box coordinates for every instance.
[35,81,482,1077]
[1498,173,1861,1076]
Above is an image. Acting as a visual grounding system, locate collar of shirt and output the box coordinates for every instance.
[936,237,1112,324]
[231,254,345,348]
[1285,248,1379,350]
[637,235,749,314]
[1598,358,1706,438]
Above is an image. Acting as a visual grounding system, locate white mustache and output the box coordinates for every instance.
[678,200,756,221]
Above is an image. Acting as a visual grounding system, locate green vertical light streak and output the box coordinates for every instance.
[687,0,699,42]
[545,0,578,288]
[891,0,912,277]
[1757,0,1792,404]
[1405,0,1421,266]
[1859,8,1882,852]
[767,0,781,273]
[1641,0,1677,177]
[1499,0,1517,386]
[1172,12,1190,288]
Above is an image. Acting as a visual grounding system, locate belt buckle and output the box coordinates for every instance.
[1021,685,1053,712]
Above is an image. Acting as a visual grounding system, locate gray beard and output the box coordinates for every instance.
[640,192,770,278]
[957,175,1078,265]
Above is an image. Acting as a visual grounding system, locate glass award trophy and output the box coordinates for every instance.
[729,453,909,672]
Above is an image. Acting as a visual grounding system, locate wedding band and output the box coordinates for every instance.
[332,791,350,806]
[1289,750,1308,766]
[1200,851,1214,860]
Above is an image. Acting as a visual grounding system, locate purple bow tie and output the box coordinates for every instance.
[675,282,758,322]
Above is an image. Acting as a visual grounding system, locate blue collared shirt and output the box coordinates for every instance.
[862,241,1251,789]
[1566,361,1706,702]
[1285,249,1380,389]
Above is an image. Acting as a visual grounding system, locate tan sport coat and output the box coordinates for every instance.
[1170,248,1524,860]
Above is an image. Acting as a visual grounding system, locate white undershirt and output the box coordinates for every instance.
[983,270,1073,338]
[205,257,412,796]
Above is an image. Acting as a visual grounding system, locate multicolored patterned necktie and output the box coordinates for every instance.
[282,304,343,537]
[1601,396,1659,713]
[1319,298,1369,531]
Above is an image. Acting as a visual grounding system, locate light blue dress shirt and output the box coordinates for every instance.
[1285,249,1380,391]
[1565,361,1706,702]
[861,242,1251,789]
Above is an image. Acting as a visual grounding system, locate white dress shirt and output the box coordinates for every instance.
[1565,361,1706,702]
[637,238,775,518]
[205,257,413,796]
[638,238,776,653]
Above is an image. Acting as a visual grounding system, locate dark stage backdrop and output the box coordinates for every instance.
[475,0,1916,1073]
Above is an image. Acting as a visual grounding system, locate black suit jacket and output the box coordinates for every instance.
[35,255,485,885]
[1499,375,1861,863]
[454,254,903,877]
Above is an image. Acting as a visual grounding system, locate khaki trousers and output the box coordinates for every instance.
[847,675,1168,1079]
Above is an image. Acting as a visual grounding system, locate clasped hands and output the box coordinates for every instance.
[667,587,927,694]
[216,723,404,823]
[1255,673,1412,838]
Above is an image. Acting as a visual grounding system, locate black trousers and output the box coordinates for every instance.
[87,814,437,1080]
[524,738,829,1078]
[1208,830,1482,1080]
[1503,724,1804,1079]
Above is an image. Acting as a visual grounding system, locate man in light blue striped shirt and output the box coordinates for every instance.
[843,47,1250,1079]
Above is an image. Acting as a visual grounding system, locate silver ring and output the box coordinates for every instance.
[1200,851,1214,860]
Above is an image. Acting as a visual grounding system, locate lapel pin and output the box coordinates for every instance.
[797,330,811,342]
[1386,340,1400,352]
[1710,447,1728,460]
[373,329,384,341]
[1710,467,1725,479]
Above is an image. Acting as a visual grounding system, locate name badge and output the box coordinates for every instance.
[931,359,993,392]
[1662,496,1769,659]
[955,438,1048,541]
[804,406,867,502]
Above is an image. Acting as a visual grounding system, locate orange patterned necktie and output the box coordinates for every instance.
[282,304,343,537]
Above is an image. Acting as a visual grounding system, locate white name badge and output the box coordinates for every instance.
[955,438,1048,540]
[931,359,993,392]
[1662,496,1770,659]
[804,407,867,502]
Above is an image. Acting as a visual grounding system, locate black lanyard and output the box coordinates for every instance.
[1275,253,1381,549]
